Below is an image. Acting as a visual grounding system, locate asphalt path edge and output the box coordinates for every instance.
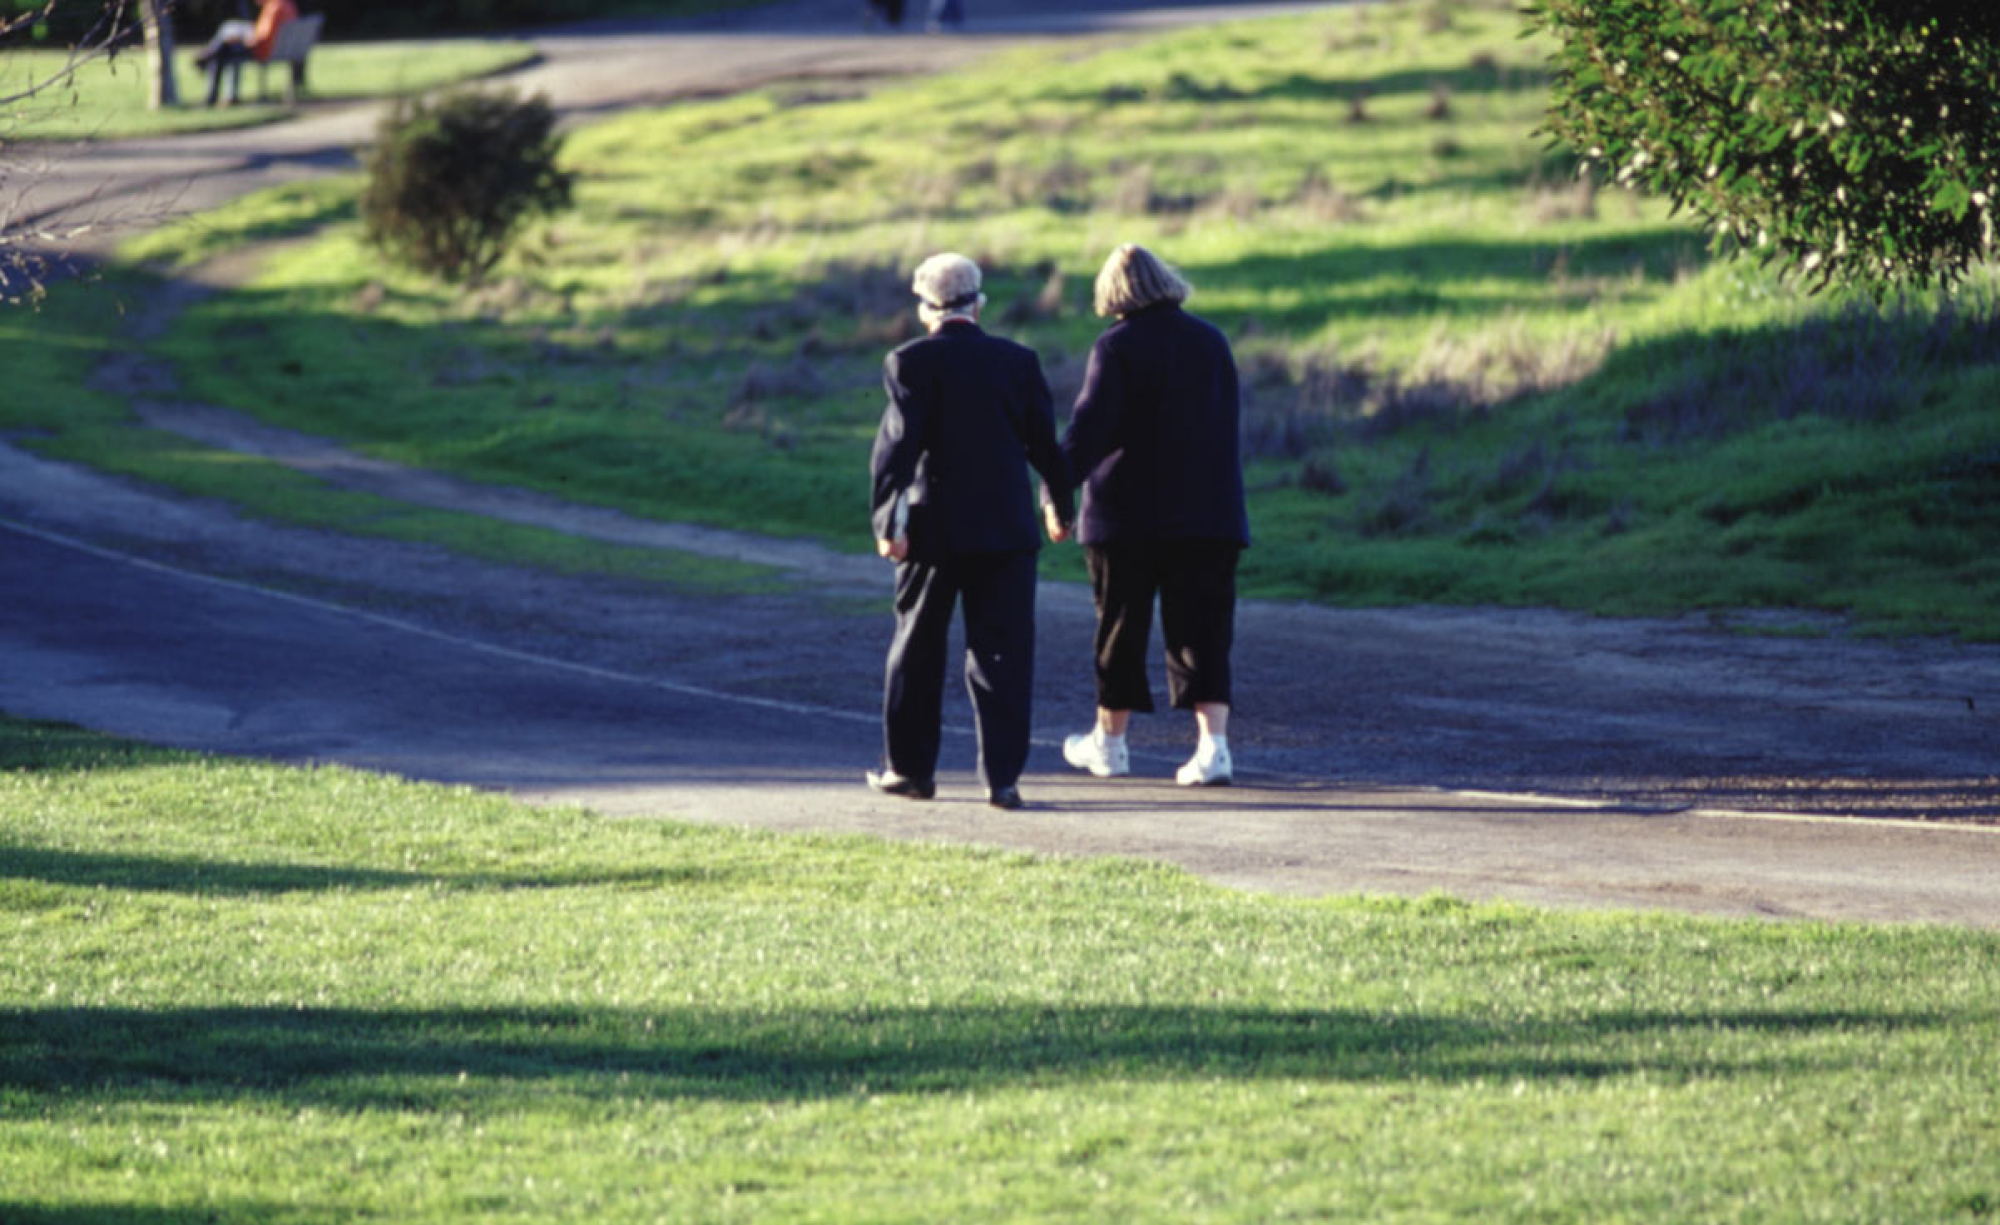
[14,509,1999,840]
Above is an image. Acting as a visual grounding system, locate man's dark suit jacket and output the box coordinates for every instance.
[870,319,1074,560]
[1061,302,1250,548]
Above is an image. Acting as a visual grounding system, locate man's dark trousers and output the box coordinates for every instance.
[883,549,1036,792]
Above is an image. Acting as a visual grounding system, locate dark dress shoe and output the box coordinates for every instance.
[866,768,935,800]
[987,786,1023,810]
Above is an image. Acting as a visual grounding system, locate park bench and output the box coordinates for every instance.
[257,12,323,106]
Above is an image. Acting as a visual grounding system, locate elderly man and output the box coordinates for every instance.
[867,252,1073,810]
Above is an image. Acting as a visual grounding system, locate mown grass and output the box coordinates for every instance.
[4,714,1999,1222]
[10,0,2000,637]
[1,39,536,139]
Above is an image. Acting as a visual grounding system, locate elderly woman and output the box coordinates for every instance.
[1050,244,1249,786]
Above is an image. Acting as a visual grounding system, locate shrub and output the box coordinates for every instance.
[360,88,573,284]
[1527,0,2000,295]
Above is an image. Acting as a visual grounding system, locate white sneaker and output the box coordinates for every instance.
[1175,740,1232,787]
[1063,729,1129,778]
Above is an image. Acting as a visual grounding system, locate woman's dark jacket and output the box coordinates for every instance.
[1060,302,1250,548]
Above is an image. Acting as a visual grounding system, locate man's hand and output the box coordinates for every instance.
[1043,503,1071,544]
[877,536,909,562]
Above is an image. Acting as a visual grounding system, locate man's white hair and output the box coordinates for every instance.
[912,252,986,324]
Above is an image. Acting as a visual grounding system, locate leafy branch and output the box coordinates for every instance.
[1526,0,2000,296]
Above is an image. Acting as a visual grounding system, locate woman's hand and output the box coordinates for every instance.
[1043,503,1071,544]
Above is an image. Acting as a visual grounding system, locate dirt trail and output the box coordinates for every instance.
[5,0,2000,927]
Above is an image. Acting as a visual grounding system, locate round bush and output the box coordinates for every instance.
[360,87,573,283]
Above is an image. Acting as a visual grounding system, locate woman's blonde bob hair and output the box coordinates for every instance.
[1093,243,1192,318]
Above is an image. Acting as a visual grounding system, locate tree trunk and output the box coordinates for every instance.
[136,0,179,110]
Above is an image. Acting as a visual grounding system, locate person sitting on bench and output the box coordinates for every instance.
[193,0,298,107]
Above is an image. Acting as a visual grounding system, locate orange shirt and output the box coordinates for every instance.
[249,0,299,62]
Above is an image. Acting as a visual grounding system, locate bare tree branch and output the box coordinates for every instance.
[2,1,159,301]
[0,1,135,110]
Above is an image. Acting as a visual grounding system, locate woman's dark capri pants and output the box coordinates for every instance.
[1083,538,1240,713]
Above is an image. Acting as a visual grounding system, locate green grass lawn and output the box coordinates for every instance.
[1,38,536,139]
[4,715,1999,1222]
[7,0,1999,637]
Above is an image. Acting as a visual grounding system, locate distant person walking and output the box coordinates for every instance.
[863,0,906,27]
[1051,243,1249,787]
[192,0,298,107]
[868,253,1074,810]
[926,0,966,32]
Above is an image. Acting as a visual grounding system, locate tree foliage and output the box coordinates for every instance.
[1527,0,2000,294]
[359,88,573,284]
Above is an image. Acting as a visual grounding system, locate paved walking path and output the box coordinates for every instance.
[6,497,1999,929]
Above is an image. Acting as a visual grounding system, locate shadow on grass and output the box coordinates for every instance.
[0,1206,303,1225]
[1056,63,1551,111]
[0,1003,1944,1106]
[1184,233,1705,328]
[0,719,185,774]
[633,230,1709,348]
[0,843,722,895]
[1590,302,2000,445]
[667,229,1706,340]
[1257,65,1552,104]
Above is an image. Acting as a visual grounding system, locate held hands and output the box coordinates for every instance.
[880,511,1065,557]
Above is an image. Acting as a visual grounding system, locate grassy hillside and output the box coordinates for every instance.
[6,714,2000,1221]
[12,0,1999,637]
